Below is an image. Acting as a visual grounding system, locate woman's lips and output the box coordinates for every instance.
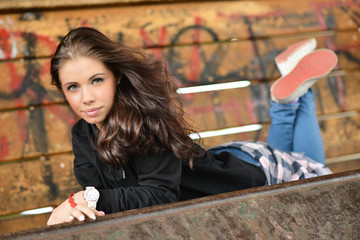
[83,107,102,117]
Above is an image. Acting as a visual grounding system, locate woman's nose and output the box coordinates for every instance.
[82,88,95,105]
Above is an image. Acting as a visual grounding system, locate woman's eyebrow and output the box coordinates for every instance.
[89,73,106,80]
[63,81,77,88]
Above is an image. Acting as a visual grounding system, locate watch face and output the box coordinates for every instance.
[85,187,100,201]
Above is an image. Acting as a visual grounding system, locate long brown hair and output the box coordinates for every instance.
[51,27,203,169]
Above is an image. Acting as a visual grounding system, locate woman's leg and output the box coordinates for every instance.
[293,89,325,164]
[267,89,325,164]
[267,100,299,153]
[268,47,337,164]
[267,39,316,153]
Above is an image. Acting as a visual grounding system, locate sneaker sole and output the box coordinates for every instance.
[271,49,338,103]
[275,38,317,76]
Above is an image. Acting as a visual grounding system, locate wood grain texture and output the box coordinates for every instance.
[0,58,60,111]
[0,0,359,60]
[184,71,360,132]
[0,104,76,161]
[327,159,360,173]
[1,71,359,162]
[1,32,360,110]
[0,0,168,10]
[0,213,51,234]
[0,153,81,216]
[320,113,360,159]
[0,0,360,234]
[0,112,359,216]
[200,113,360,161]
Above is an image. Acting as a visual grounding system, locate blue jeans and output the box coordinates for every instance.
[210,147,262,167]
[210,89,325,165]
[267,89,325,164]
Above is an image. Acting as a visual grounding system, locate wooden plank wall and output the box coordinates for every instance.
[0,0,360,234]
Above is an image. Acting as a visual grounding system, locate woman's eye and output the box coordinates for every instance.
[92,78,104,84]
[67,85,78,91]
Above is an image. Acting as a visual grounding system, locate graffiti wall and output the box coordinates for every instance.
[0,0,360,233]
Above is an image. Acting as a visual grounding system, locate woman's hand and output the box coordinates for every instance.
[47,190,105,226]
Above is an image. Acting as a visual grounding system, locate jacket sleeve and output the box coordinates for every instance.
[71,122,182,214]
[96,151,182,214]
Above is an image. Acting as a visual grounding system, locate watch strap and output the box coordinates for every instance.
[87,200,97,209]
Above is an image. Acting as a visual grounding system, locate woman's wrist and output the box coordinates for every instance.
[73,190,86,205]
[83,187,100,209]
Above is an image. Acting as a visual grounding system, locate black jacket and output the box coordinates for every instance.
[72,119,266,214]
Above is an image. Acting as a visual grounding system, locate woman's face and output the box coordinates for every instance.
[59,56,117,128]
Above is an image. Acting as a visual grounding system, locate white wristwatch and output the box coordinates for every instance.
[83,186,100,209]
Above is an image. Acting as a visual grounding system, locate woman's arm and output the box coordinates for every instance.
[47,191,105,225]
[72,125,182,214]
[95,151,182,213]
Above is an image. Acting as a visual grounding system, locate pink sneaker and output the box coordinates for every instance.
[271,49,338,104]
[276,38,317,76]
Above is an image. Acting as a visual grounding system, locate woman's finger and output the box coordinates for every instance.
[94,210,105,217]
[73,204,96,220]
[65,215,75,223]
[70,208,87,221]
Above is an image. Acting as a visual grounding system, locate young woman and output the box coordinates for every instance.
[47,27,335,225]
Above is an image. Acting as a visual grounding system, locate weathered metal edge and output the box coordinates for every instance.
[2,169,359,239]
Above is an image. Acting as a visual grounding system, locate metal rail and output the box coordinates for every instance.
[2,169,360,239]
